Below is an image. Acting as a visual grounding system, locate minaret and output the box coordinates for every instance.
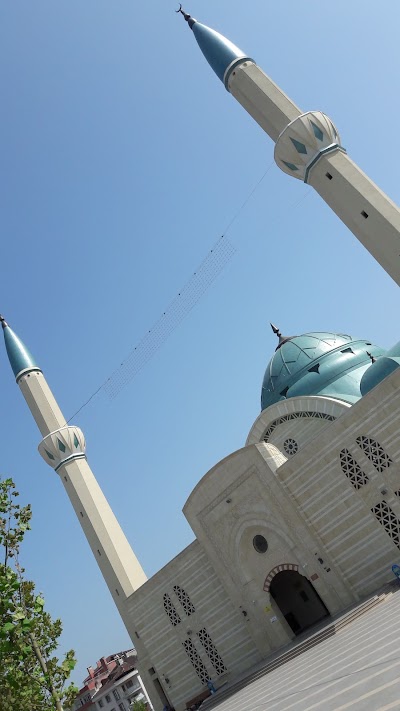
[0,315,147,618]
[179,9,400,286]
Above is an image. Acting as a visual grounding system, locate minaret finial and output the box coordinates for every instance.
[176,4,196,28]
[0,314,8,330]
[270,323,282,339]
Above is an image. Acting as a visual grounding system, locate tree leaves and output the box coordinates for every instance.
[0,477,78,711]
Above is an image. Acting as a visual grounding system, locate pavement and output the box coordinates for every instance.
[206,589,400,711]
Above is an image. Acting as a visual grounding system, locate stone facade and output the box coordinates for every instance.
[123,368,400,711]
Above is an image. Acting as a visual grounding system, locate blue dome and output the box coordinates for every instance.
[261,332,385,411]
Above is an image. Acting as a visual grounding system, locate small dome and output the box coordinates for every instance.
[261,331,385,411]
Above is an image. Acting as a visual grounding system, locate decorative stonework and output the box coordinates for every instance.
[198,628,227,675]
[183,638,209,684]
[284,438,298,456]
[339,449,369,490]
[263,412,335,443]
[372,501,400,549]
[38,426,86,471]
[274,111,344,182]
[263,563,299,592]
[356,436,393,472]
[163,593,181,626]
[173,586,195,616]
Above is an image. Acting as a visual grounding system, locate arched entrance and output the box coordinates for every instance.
[269,570,329,635]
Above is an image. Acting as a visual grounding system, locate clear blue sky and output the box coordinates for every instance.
[1,0,400,686]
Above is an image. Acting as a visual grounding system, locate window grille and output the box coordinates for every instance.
[173,586,195,616]
[163,593,181,626]
[198,628,227,676]
[263,411,335,442]
[182,638,209,684]
[339,449,369,490]
[372,500,400,549]
[356,436,393,472]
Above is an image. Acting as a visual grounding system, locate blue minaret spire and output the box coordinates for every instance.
[178,9,400,287]
[177,6,253,89]
[0,314,41,381]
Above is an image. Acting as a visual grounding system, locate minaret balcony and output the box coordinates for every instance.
[38,426,86,471]
[274,111,344,182]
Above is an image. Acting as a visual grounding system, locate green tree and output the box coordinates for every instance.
[130,700,148,711]
[0,477,78,711]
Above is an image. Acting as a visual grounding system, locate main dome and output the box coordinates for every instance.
[261,331,385,411]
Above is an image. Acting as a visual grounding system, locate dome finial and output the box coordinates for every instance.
[270,323,282,339]
[0,314,8,330]
[175,4,196,28]
[270,323,294,351]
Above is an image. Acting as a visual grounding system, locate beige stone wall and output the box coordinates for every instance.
[276,368,400,596]
[125,541,260,711]
[124,371,400,711]
[184,444,354,660]
[246,395,350,453]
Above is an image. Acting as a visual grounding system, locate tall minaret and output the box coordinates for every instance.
[0,315,147,619]
[179,9,400,286]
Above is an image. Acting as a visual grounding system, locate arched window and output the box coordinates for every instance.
[372,501,400,549]
[356,436,392,472]
[339,449,369,490]
[198,628,227,676]
[173,586,195,616]
[163,593,181,627]
[182,639,209,684]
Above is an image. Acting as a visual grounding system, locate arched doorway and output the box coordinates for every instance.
[269,570,329,635]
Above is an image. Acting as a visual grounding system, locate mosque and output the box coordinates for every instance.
[3,10,400,711]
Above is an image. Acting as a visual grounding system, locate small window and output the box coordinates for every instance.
[135,630,140,639]
[326,172,333,180]
[308,363,320,373]
[361,210,369,218]
[119,704,125,711]
[163,593,181,626]
[356,436,393,472]
[372,500,400,549]
[173,586,195,616]
[80,511,84,517]
[113,689,120,701]
[98,702,104,709]
[97,549,101,556]
[126,680,133,688]
[284,438,298,456]
[115,588,120,596]
[253,535,268,553]
[340,449,369,490]
[105,696,111,703]
[148,667,155,675]
[341,347,354,354]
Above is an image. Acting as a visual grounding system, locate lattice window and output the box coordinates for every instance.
[198,628,227,676]
[173,586,195,616]
[163,593,181,626]
[372,501,400,549]
[263,412,335,442]
[182,638,209,684]
[356,436,393,472]
[339,449,369,490]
